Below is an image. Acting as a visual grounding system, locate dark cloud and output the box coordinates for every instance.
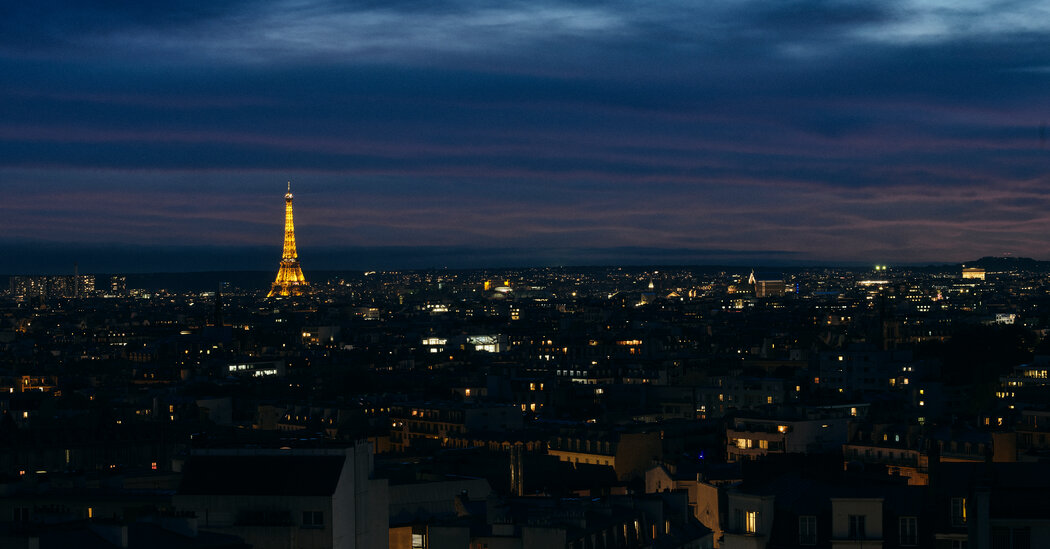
[0,1,249,55]
[3,0,1050,269]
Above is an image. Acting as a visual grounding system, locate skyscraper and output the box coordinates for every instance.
[267,182,308,297]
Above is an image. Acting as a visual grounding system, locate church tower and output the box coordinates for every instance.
[267,182,308,297]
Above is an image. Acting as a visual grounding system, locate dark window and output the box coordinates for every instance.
[799,515,817,545]
[848,515,866,539]
[900,516,918,546]
[992,526,1030,549]
[302,510,323,528]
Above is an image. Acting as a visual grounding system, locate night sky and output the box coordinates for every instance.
[4,1,1050,273]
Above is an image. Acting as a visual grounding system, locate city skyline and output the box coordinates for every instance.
[4,1,1050,272]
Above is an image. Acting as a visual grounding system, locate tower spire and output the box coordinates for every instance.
[267,182,308,297]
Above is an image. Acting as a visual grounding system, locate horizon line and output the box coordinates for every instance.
[0,242,1037,275]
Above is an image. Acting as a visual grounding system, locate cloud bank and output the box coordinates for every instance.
[2,0,1050,270]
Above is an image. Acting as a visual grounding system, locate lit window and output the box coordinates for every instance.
[745,510,758,534]
[951,498,967,526]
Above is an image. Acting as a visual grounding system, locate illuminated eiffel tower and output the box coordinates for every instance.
[267,182,308,297]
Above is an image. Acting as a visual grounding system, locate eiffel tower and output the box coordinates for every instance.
[267,182,308,297]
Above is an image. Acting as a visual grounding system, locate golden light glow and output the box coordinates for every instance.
[268,182,309,297]
[745,511,758,534]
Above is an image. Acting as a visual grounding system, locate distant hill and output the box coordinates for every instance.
[123,271,274,292]
[965,256,1050,271]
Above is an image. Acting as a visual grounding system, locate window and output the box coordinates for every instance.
[745,510,758,534]
[951,497,967,527]
[991,526,1030,549]
[848,515,866,539]
[302,510,323,528]
[799,515,817,545]
[951,541,968,549]
[900,516,918,546]
[412,533,425,549]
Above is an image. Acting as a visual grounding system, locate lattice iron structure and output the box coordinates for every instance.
[267,182,308,297]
